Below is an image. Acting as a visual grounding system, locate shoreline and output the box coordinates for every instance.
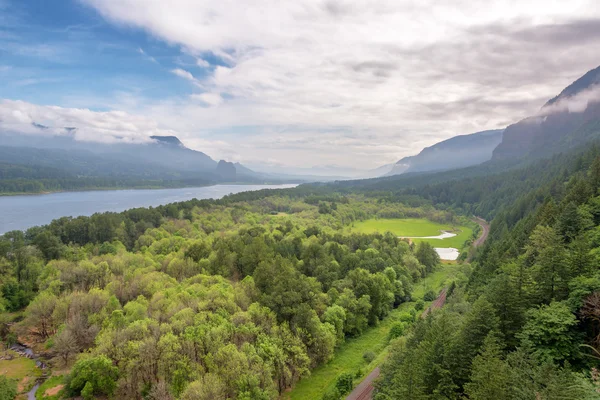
[0,181,297,197]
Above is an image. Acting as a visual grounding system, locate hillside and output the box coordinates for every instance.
[0,133,287,193]
[386,129,503,176]
[493,65,600,160]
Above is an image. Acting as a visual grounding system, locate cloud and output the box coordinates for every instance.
[0,99,174,144]
[539,84,600,115]
[196,58,210,68]
[7,0,600,168]
[171,68,195,81]
[190,92,223,106]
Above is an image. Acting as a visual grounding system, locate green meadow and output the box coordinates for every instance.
[352,218,473,249]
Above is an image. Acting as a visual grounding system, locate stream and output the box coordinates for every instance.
[10,343,48,399]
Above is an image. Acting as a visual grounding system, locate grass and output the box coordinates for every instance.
[0,350,42,396]
[285,263,464,400]
[352,218,473,249]
[0,352,40,380]
[36,375,65,400]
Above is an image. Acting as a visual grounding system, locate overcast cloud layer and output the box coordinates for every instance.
[2,0,600,169]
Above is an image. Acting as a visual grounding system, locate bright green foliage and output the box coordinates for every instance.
[0,195,446,399]
[517,301,581,364]
[388,322,405,340]
[66,355,119,398]
[0,375,17,400]
[321,387,341,400]
[335,372,354,395]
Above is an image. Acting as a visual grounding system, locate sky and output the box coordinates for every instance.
[1,0,600,171]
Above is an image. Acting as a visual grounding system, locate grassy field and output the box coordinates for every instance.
[0,350,42,396]
[284,262,465,400]
[352,218,473,249]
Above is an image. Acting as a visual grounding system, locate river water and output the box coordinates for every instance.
[0,184,297,234]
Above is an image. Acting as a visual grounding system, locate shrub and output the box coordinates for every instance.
[0,375,17,400]
[335,372,354,395]
[415,299,425,311]
[388,322,405,340]
[363,351,376,363]
[399,312,413,323]
[423,290,437,302]
[322,387,341,400]
[66,355,119,398]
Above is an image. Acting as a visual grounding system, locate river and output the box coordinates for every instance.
[0,184,297,234]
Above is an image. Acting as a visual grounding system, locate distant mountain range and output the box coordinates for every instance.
[384,130,504,176]
[0,132,287,185]
[379,65,600,178]
[3,65,600,192]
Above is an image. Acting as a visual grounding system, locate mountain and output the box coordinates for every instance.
[386,129,504,176]
[0,132,283,190]
[493,65,600,160]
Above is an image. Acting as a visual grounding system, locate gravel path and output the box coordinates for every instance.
[472,216,489,247]
[345,367,380,400]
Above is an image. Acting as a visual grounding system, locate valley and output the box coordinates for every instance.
[2,5,600,399]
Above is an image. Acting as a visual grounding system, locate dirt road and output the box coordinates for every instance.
[346,287,449,400]
[421,288,447,318]
[472,216,489,247]
[345,367,380,400]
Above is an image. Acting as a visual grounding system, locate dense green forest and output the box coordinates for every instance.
[0,192,452,399]
[374,147,600,398]
[1,143,600,399]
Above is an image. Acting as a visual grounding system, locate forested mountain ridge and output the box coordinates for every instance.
[493,65,600,160]
[386,129,504,176]
[0,133,287,193]
[374,144,600,399]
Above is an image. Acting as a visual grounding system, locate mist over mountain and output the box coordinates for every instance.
[0,131,275,187]
[493,65,600,160]
[385,129,504,176]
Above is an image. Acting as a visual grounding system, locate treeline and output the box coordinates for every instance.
[330,143,600,220]
[0,176,213,194]
[375,148,600,398]
[0,197,442,399]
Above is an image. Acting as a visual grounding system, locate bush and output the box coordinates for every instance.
[0,375,17,400]
[322,387,341,400]
[423,290,437,301]
[66,355,119,398]
[399,312,413,323]
[388,322,405,340]
[363,351,376,363]
[415,299,425,311]
[335,372,354,395]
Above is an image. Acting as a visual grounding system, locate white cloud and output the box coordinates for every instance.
[190,92,223,106]
[0,99,173,144]
[196,58,210,68]
[6,0,600,168]
[170,68,195,81]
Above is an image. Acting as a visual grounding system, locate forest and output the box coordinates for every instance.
[1,143,600,399]
[0,192,450,399]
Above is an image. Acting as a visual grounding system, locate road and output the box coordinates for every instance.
[346,368,380,400]
[472,216,489,247]
[420,288,447,318]
[346,287,449,400]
